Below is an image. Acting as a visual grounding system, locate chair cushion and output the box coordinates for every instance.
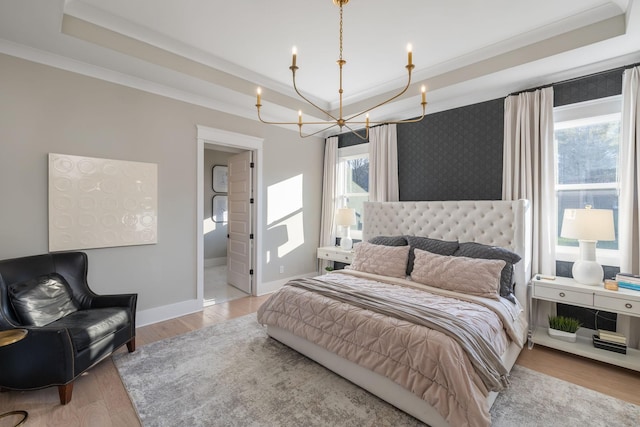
[48,308,130,352]
[7,273,80,327]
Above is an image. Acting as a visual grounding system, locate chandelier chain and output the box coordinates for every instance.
[339,4,343,62]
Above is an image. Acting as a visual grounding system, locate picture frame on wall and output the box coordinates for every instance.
[212,195,228,223]
[212,165,228,193]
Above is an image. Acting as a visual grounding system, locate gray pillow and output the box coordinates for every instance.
[8,273,80,327]
[454,242,521,303]
[368,235,408,246]
[406,235,459,275]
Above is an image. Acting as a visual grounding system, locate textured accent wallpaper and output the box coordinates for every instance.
[554,69,623,107]
[396,98,504,201]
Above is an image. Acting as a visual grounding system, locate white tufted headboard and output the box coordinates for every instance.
[363,200,532,308]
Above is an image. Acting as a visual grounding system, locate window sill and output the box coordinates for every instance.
[555,246,620,268]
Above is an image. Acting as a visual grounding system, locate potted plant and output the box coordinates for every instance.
[547,315,581,343]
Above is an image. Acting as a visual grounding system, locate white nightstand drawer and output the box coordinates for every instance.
[533,284,593,306]
[595,294,640,317]
[317,247,353,263]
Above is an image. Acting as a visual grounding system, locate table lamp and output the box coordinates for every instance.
[560,206,615,285]
[335,208,357,250]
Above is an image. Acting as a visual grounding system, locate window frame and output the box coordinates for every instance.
[553,95,621,267]
[337,143,369,240]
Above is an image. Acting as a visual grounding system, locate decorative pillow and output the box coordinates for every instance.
[406,235,459,275]
[8,273,80,327]
[350,241,410,278]
[410,249,505,299]
[368,235,408,246]
[454,242,522,302]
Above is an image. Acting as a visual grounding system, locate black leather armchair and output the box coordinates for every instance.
[0,252,137,404]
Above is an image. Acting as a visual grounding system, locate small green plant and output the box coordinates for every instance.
[325,266,334,272]
[548,315,581,333]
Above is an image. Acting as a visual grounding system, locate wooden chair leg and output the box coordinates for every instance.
[126,337,136,353]
[58,383,73,405]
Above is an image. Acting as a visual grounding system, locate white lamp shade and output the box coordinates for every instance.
[560,208,615,241]
[560,207,615,286]
[335,208,357,227]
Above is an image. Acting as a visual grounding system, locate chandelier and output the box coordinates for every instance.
[255,0,427,140]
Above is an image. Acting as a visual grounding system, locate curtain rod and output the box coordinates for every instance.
[508,61,640,97]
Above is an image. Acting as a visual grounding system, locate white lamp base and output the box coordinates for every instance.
[572,240,603,285]
[340,236,353,250]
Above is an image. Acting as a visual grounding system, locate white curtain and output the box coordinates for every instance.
[619,66,640,274]
[503,87,556,276]
[369,124,399,202]
[319,136,339,271]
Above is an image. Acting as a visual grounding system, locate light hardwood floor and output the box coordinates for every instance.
[1,294,639,427]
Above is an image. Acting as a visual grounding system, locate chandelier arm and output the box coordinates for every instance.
[367,103,427,125]
[259,106,371,127]
[292,73,340,122]
[344,69,413,122]
[388,109,427,124]
[299,123,340,138]
[257,107,306,125]
[340,122,369,141]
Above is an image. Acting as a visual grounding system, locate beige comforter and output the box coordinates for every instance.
[257,269,527,427]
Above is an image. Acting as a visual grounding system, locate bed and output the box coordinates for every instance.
[257,200,532,427]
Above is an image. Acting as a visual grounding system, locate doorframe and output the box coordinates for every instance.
[196,125,264,306]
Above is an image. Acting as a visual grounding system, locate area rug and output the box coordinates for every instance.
[114,314,640,427]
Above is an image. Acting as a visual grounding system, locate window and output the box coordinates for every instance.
[337,144,369,240]
[554,95,621,266]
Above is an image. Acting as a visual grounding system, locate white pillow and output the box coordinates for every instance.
[410,248,505,299]
[350,241,410,278]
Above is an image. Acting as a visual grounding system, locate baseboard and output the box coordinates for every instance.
[204,257,227,268]
[257,272,317,296]
[136,298,203,327]
[136,271,317,326]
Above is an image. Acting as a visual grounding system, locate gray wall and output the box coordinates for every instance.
[0,53,324,314]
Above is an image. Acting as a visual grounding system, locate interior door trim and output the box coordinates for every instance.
[196,126,263,305]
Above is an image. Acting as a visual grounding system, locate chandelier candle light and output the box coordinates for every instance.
[255,0,427,139]
[560,206,615,285]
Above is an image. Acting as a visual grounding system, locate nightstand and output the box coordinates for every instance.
[529,275,640,371]
[317,246,354,271]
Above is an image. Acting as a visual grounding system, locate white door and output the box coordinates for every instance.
[227,151,253,294]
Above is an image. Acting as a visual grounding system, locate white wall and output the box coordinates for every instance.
[0,53,324,324]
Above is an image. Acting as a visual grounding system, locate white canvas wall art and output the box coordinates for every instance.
[48,153,158,251]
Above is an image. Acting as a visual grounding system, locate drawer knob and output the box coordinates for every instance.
[559,292,565,298]
[625,303,633,309]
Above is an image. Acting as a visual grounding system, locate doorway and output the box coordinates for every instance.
[203,147,249,305]
[196,126,264,309]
